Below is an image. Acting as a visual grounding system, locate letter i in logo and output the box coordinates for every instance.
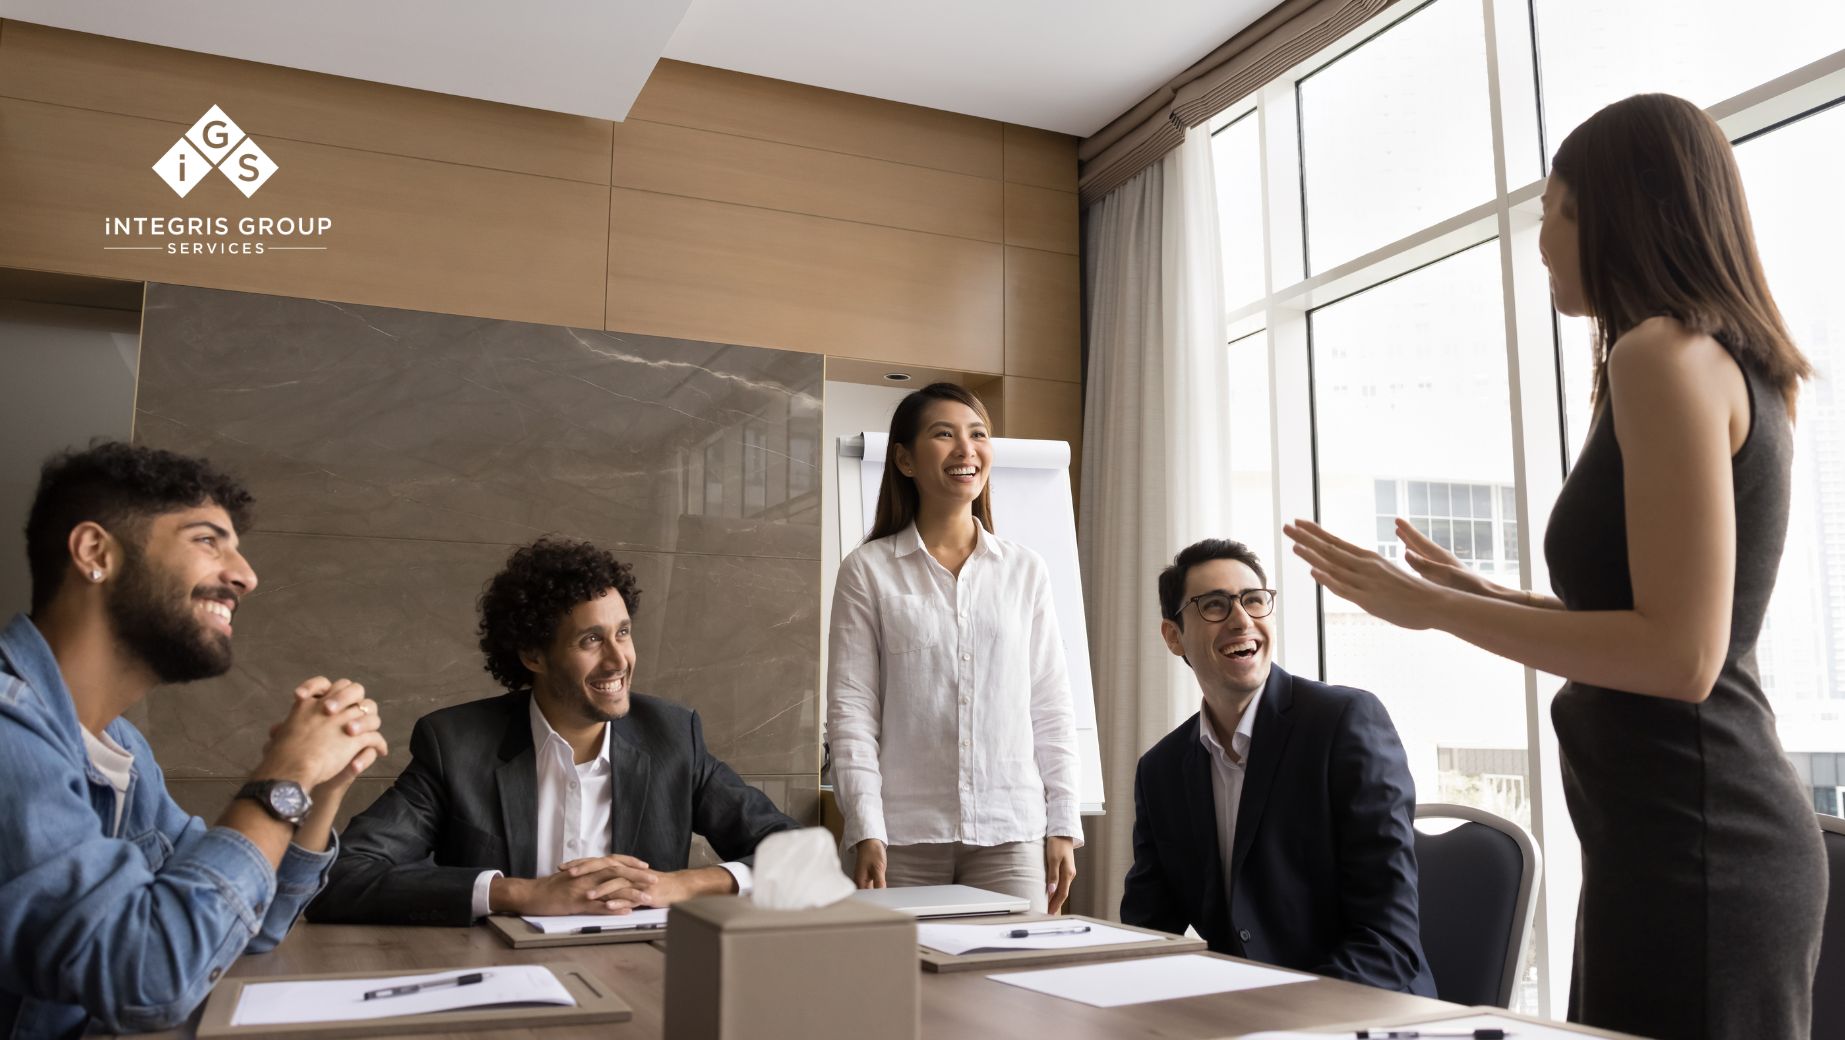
[152,134,211,198]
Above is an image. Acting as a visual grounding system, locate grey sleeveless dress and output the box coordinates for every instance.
[1544,351,1828,1040]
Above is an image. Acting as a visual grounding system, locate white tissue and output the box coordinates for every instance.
[750,827,857,909]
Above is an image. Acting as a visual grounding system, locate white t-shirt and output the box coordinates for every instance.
[81,726,135,836]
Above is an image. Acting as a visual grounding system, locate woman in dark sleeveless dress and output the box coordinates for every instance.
[1285,93,1827,1039]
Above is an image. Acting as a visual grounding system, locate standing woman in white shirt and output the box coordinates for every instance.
[828,383,1083,913]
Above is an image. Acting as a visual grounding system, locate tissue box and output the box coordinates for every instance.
[664,895,919,1040]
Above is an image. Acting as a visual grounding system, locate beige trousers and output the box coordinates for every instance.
[881,840,1048,913]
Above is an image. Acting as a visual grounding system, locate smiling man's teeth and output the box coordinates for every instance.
[590,677,624,692]
[200,601,233,621]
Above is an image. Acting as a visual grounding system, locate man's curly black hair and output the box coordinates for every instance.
[25,441,255,613]
[477,538,642,693]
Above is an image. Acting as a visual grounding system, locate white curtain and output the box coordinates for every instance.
[1073,126,1229,920]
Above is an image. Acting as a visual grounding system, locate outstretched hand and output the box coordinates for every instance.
[1284,518,1448,631]
[1395,518,1500,598]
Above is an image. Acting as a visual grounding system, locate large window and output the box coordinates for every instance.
[1212,114,1266,311]
[1534,0,1845,147]
[1310,242,1533,834]
[1733,101,1845,810]
[1204,0,1843,1017]
[1297,0,1499,271]
[1227,330,1276,573]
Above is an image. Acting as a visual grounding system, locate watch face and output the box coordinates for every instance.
[269,781,309,820]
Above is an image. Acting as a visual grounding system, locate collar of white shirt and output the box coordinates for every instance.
[528,694,612,772]
[888,520,1006,562]
[1199,683,1262,767]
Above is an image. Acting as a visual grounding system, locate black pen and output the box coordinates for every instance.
[1006,924,1092,938]
[1354,1029,1509,1039]
[362,972,488,1001]
[575,921,667,934]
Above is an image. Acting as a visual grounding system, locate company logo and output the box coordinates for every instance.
[151,105,277,198]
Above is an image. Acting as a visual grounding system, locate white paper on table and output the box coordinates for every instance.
[986,953,1312,1008]
[917,921,1156,955]
[1235,1011,1624,1039]
[230,965,573,1026]
[518,907,670,934]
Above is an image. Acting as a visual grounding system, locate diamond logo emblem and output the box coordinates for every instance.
[221,137,278,198]
[152,106,279,197]
[184,104,244,165]
[151,137,211,198]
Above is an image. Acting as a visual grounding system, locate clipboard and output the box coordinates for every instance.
[917,914,1206,973]
[195,961,630,1038]
[485,912,667,948]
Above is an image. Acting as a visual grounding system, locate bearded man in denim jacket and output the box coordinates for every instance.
[0,443,390,1039]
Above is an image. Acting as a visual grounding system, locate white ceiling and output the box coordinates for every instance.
[663,0,1276,136]
[0,0,1273,136]
[0,0,692,122]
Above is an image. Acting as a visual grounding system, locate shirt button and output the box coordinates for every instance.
[569,781,578,791]
[253,900,265,915]
[961,740,970,748]
[1239,928,1253,943]
[960,697,969,705]
[209,967,223,982]
[961,653,971,661]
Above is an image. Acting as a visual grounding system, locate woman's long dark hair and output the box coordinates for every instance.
[866,382,994,542]
[1550,93,1810,415]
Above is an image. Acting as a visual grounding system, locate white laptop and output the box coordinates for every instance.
[848,884,1030,918]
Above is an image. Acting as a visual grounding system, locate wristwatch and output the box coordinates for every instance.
[236,779,312,825]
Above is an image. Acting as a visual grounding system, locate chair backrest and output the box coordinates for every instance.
[1816,814,1845,1040]
[1412,803,1541,1008]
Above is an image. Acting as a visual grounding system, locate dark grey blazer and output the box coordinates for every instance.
[1121,665,1436,996]
[307,691,798,926]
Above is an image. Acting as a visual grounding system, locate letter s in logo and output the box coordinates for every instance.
[238,153,261,181]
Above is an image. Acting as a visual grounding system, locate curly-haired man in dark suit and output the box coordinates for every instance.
[309,538,797,926]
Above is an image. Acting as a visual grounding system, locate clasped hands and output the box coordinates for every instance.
[491,854,701,916]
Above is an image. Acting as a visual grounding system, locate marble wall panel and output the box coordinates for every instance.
[136,285,822,560]
[133,284,821,793]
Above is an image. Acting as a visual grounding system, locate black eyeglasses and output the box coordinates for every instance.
[1181,588,1277,622]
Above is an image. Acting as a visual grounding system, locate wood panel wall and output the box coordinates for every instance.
[0,20,1081,447]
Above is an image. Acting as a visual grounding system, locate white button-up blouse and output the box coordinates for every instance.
[827,521,1083,850]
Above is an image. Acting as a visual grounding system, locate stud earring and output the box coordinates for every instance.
[90,570,103,582]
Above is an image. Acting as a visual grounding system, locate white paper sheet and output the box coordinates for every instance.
[230,965,573,1026]
[917,920,1156,956]
[518,907,670,934]
[1234,1011,1623,1039]
[986,953,1312,1008]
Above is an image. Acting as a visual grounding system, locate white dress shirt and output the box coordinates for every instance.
[468,698,751,918]
[1198,686,1262,908]
[827,521,1083,850]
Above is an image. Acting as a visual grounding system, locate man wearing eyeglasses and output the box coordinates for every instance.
[1120,538,1435,996]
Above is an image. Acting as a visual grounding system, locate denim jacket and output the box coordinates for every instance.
[0,614,336,1039]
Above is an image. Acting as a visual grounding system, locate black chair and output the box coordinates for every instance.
[1816,814,1845,1040]
[1413,803,1540,1008]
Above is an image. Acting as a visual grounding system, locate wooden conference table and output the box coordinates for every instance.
[117,917,1525,1040]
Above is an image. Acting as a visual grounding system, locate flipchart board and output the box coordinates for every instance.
[837,433,1104,814]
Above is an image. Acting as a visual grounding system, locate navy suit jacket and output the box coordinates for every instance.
[1120,665,1436,995]
[308,691,797,926]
